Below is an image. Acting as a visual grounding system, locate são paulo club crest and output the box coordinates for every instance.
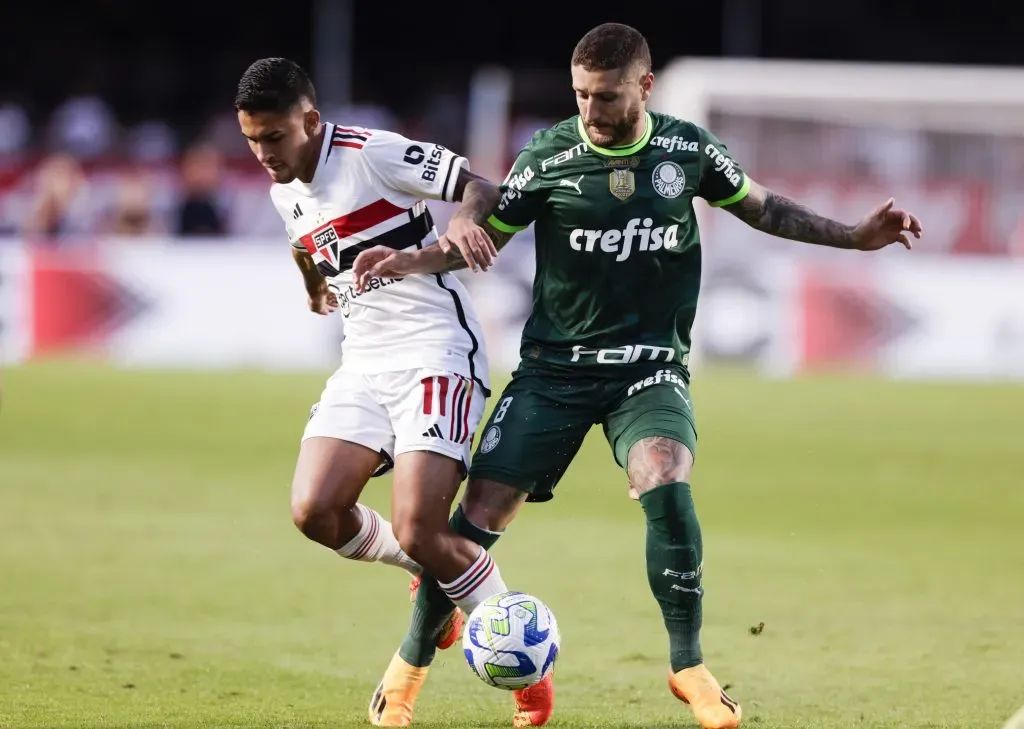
[652,161,685,199]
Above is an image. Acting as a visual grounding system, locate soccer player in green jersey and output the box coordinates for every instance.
[354,23,922,729]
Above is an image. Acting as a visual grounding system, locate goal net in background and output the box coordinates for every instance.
[647,59,1024,379]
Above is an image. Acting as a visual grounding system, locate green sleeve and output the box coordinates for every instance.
[487,146,547,233]
[696,126,750,207]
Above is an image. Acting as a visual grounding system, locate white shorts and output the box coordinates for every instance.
[303,367,487,477]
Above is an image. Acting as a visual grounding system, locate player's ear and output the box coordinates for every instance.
[303,107,321,136]
[640,72,655,102]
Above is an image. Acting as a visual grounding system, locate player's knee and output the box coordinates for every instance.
[391,516,439,565]
[289,476,351,542]
[461,478,525,532]
[626,436,694,497]
[290,491,328,539]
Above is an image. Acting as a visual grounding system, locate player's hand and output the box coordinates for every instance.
[438,215,497,272]
[352,246,413,292]
[850,198,923,251]
[307,280,338,315]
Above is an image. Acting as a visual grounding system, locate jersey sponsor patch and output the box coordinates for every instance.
[568,218,680,262]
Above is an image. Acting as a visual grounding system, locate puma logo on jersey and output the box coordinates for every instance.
[568,217,680,262]
[559,175,583,195]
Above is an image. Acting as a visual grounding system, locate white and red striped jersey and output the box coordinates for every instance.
[269,123,490,393]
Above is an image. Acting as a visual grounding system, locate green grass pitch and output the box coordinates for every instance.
[1,362,1022,728]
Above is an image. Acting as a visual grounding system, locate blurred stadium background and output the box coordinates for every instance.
[2,2,1023,728]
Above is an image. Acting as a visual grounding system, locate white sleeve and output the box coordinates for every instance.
[269,186,304,249]
[361,130,468,202]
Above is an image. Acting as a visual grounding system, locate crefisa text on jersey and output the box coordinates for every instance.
[649,135,699,153]
[569,217,681,262]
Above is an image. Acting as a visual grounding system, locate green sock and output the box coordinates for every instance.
[398,505,502,667]
[639,482,704,672]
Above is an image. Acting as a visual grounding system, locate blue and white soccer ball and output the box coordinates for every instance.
[462,591,560,690]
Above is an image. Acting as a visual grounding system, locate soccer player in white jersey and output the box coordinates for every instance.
[234,57,512,724]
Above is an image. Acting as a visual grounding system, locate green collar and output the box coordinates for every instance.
[576,112,653,156]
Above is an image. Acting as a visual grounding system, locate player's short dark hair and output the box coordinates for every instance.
[234,57,317,113]
[571,23,651,75]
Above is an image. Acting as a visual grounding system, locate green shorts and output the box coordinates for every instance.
[469,362,697,502]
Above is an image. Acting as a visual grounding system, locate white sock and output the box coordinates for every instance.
[335,504,421,577]
[439,546,508,613]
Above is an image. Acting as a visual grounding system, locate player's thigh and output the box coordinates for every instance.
[377,368,484,524]
[603,369,697,495]
[293,368,394,516]
[390,450,463,534]
[468,369,595,503]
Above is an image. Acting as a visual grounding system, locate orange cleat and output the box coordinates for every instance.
[668,664,742,729]
[512,672,555,727]
[368,652,428,727]
[408,576,464,650]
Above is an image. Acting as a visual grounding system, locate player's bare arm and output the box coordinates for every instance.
[292,247,337,314]
[723,179,923,251]
[437,219,514,272]
[438,168,501,271]
[352,219,516,292]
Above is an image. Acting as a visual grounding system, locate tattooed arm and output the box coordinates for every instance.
[351,219,516,290]
[722,179,922,252]
[435,222,515,272]
[722,180,854,248]
[437,168,503,272]
[354,141,545,288]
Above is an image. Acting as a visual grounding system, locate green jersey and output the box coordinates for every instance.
[488,111,750,374]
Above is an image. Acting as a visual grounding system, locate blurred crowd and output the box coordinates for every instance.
[0,83,557,241]
[4,87,1024,255]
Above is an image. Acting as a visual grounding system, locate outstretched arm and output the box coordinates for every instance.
[722,179,922,251]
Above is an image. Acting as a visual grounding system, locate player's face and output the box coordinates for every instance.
[572,64,653,148]
[237,103,320,183]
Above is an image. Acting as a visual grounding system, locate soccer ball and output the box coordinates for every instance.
[462,591,560,690]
